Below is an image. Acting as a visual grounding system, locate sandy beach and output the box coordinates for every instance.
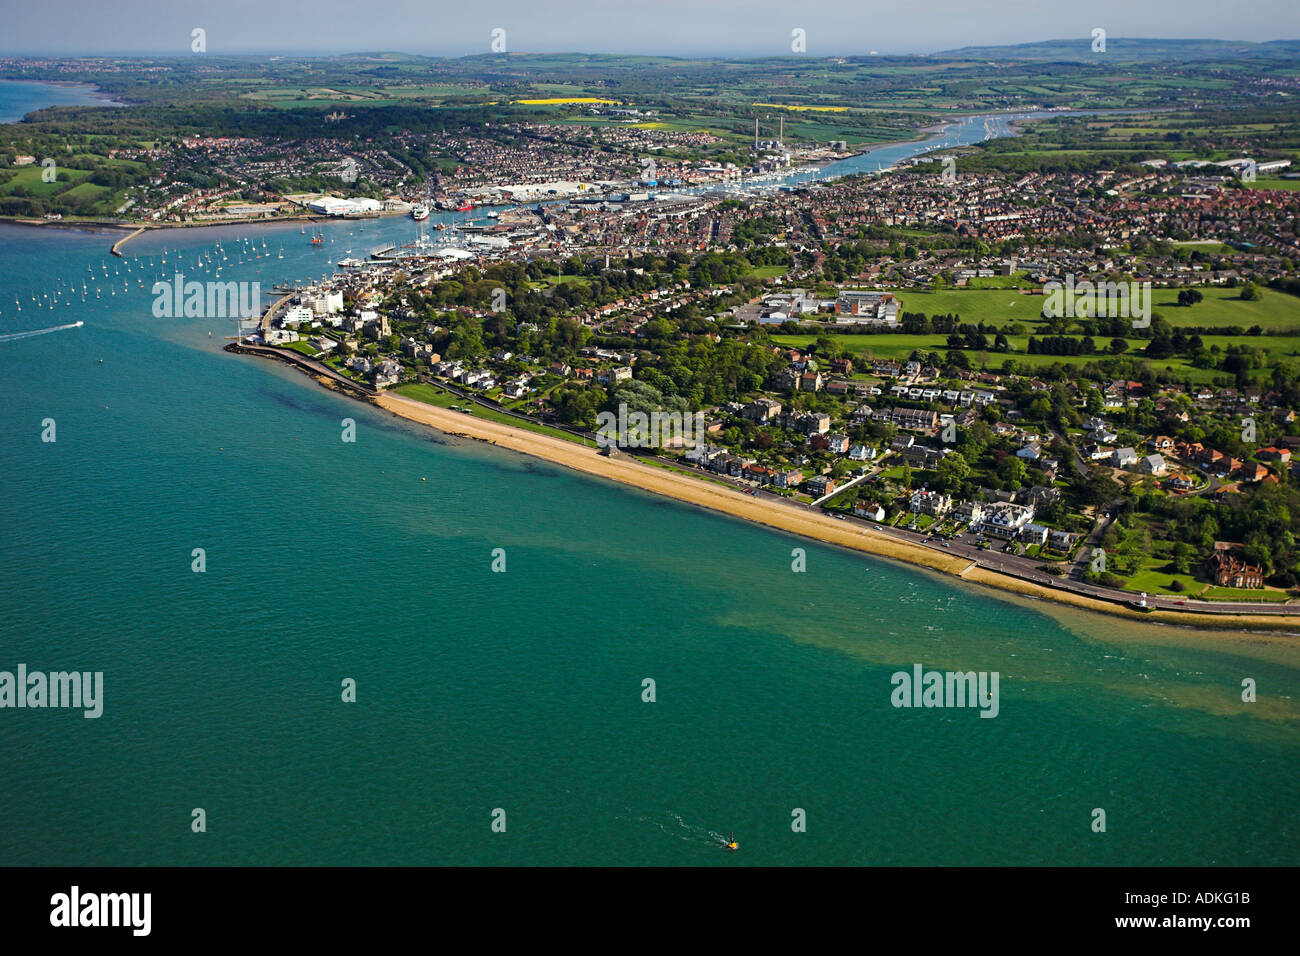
[377,391,970,570]
[373,391,1300,635]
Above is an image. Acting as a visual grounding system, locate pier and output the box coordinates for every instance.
[110,226,147,257]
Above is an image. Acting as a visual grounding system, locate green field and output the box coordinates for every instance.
[763,284,1300,381]
[769,329,1300,383]
[1254,177,1300,192]
[874,287,1299,331]
[393,382,588,444]
[0,164,91,197]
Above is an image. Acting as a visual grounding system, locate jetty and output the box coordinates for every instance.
[110,226,146,257]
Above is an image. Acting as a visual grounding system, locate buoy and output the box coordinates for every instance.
[421,477,426,481]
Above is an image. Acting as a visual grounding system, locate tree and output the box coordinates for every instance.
[998,455,1027,490]
[1109,338,1129,355]
[1177,288,1203,307]
[814,335,842,360]
[937,452,970,492]
[1240,282,1260,301]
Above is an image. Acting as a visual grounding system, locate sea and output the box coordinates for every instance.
[0,79,121,123]
[0,86,1297,866]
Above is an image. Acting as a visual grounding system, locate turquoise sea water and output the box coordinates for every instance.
[1,198,1298,867]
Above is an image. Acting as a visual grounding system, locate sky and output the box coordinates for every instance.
[1,0,1297,57]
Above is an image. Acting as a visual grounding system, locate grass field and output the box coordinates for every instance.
[769,330,1300,383]
[393,382,588,444]
[0,164,92,197]
[58,182,111,202]
[762,284,1300,381]
[873,287,1300,331]
[528,274,591,289]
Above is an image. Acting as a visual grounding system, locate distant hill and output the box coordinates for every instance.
[937,37,1300,62]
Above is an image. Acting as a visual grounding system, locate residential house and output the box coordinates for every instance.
[1139,454,1168,476]
[806,475,836,497]
[976,502,1035,538]
[1020,523,1050,547]
[1016,442,1042,460]
[853,501,885,522]
[1207,542,1264,589]
[742,398,783,422]
[773,469,804,490]
[848,444,877,461]
[1112,447,1139,469]
[909,489,952,516]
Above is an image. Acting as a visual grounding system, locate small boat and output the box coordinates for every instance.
[724,832,738,851]
[310,231,324,246]
[456,202,474,212]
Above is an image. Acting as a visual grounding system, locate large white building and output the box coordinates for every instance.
[304,291,344,314]
[305,196,383,216]
[975,502,1035,538]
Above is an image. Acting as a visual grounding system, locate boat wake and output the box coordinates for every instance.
[641,811,732,849]
[0,320,83,343]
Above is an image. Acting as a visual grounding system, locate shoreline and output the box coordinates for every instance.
[0,209,412,254]
[229,350,1297,635]
[371,391,1299,633]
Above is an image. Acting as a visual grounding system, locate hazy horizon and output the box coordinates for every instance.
[2,0,1298,57]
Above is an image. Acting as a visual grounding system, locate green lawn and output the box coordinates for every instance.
[0,164,92,197]
[528,274,591,289]
[641,456,739,488]
[59,182,112,202]
[1117,556,1291,601]
[1199,586,1292,603]
[874,287,1300,332]
[393,382,590,445]
[1253,177,1300,192]
[1120,562,1202,596]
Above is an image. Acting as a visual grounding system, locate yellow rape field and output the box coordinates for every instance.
[751,102,847,111]
[515,97,621,105]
